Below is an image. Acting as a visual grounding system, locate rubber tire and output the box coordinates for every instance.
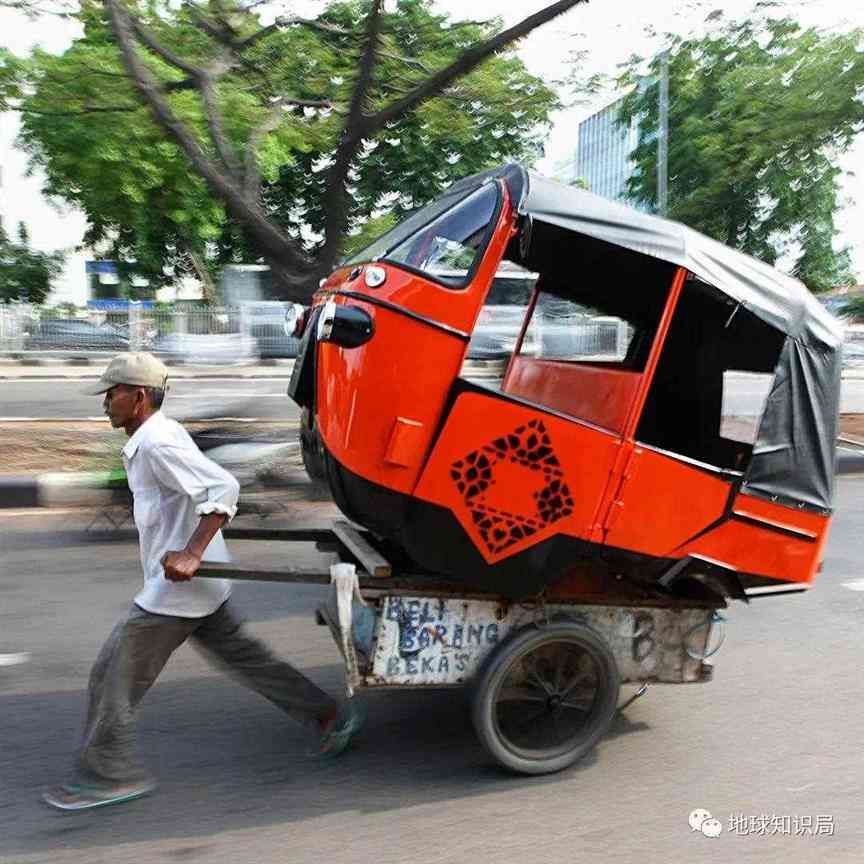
[471,621,620,775]
[299,408,327,483]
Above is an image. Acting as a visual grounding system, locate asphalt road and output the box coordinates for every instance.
[4,374,864,421]
[0,379,301,422]
[1,478,864,863]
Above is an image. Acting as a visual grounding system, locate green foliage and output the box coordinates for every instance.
[0,221,65,304]
[17,0,558,292]
[839,295,864,320]
[341,212,398,258]
[615,15,863,292]
[0,48,25,109]
[267,0,557,240]
[17,4,231,290]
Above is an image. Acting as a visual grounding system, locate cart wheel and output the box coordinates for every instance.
[471,621,619,775]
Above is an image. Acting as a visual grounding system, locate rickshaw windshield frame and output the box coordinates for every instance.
[344,181,503,290]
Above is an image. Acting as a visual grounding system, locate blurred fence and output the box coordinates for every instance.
[4,302,863,367]
[0,304,301,361]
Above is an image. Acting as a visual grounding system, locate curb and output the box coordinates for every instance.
[0,472,126,510]
[0,476,41,508]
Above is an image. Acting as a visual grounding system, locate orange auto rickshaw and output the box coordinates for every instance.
[287,163,842,606]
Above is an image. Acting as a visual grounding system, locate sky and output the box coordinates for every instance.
[1,0,863,303]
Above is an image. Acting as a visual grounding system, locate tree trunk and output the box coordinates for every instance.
[187,248,218,305]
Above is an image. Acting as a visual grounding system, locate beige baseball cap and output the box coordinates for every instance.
[84,352,169,395]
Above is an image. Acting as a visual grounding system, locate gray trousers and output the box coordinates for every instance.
[74,601,337,785]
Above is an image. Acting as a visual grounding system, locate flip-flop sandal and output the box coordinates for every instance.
[308,701,366,759]
[42,780,155,811]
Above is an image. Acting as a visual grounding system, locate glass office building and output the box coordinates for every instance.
[576,96,642,207]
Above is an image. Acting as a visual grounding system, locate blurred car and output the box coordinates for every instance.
[466,280,627,361]
[468,304,534,359]
[243,302,302,358]
[25,319,130,351]
[151,332,258,365]
[466,274,537,359]
[842,339,864,367]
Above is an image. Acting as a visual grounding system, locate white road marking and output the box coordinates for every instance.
[0,652,30,667]
[841,579,864,591]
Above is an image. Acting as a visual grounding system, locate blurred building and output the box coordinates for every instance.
[220,264,275,305]
[575,94,642,206]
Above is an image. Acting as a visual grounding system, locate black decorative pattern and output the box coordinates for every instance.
[451,419,574,555]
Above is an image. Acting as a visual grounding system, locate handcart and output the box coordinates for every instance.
[196,163,842,774]
[199,519,723,776]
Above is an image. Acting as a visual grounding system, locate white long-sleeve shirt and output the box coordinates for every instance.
[122,410,239,617]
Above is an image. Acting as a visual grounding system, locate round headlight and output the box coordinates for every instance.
[283,303,308,338]
[365,266,387,288]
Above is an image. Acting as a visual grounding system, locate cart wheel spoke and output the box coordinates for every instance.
[522,658,555,696]
[476,623,620,774]
[497,686,547,704]
[560,698,593,712]
[560,672,596,700]
[553,651,569,692]
[550,711,565,745]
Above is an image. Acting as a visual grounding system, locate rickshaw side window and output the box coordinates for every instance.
[721,371,775,445]
[462,271,538,381]
[501,290,645,433]
[636,281,785,472]
[383,184,500,288]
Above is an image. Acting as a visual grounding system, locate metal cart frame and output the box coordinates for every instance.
[199,520,721,775]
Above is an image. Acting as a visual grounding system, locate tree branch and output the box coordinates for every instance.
[243,104,283,199]
[124,9,243,178]
[366,0,586,131]
[128,15,202,78]
[162,77,196,92]
[316,0,384,274]
[199,64,241,176]
[378,49,432,74]
[237,16,347,51]
[103,0,314,293]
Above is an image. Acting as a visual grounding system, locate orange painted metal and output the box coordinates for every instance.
[384,417,425,468]
[623,268,687,441]
[504,357,641,433]
[314,181,516,495]
[603,446,733,554]
[588,267,687,544]
[600,444,830,585]
[414,391,620,564]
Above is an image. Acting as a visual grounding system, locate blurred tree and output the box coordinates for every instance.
[839,295,864,320]
[0,222,65,303]
[13,0,577,301]
[613,14,863,292]
[0,48,25,109]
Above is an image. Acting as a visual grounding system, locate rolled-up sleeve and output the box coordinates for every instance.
[145,443,240,521]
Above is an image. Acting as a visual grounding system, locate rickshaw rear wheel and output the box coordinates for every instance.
[471,621,619,775]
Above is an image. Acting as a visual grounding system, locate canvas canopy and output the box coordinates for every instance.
[385,164,844,512]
